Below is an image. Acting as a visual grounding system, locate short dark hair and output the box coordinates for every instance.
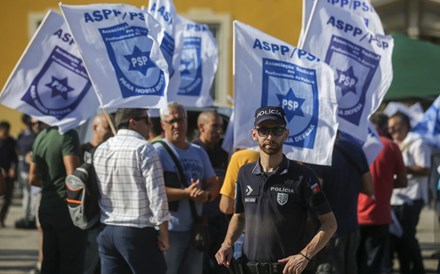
[21,114,32,128]
[0,121,10,131]
[149,117,162,136]
[390,111,411,130]
[370,112,389,132]
[115,108,148,130]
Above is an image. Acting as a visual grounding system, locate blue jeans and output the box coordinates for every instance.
[165,231,203,274]
[234,233,245,259]
[97,225,166,274]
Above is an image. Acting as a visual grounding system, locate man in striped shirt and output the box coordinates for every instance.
[93,108,170,274]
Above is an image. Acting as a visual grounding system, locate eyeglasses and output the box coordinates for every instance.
[163,117,186,125]
[256,127,286,137]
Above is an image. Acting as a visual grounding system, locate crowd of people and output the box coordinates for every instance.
[0,102,438,274]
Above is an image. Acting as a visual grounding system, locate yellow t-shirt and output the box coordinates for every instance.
[220,149,260,199]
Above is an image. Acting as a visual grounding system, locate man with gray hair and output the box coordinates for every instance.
[154,102,219,274]
[93,108,169,274]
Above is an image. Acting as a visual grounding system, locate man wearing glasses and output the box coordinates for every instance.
[216,106,337,274]
[154,102,219,274]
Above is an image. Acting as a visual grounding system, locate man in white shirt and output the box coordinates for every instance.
[387,111,431,274]
[94,108,170,274]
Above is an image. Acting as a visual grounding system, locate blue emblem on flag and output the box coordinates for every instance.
[99,23,166,98]
[262,58,318,149]
[325,35,380,125]
[46,76,74,100]
[178,37,203,96]
[335,67,358,96]
[124,46,156,76]
[21,46,91,120]
[276,88,305,121]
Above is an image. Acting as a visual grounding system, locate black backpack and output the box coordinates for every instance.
[65,160,100,230]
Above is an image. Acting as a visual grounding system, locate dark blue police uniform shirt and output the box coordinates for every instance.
[235,155,332,263]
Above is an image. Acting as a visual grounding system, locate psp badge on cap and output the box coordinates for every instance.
[254,106,287,126]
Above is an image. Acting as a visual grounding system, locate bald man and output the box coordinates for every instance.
[193,111,229,274]
[80,113,114,274]
[80,113,114,164]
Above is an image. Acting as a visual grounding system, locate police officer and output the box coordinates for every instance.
[215,106,337,274]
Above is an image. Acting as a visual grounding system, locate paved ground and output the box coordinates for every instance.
[0,199,38,274]
[0,198,439,274]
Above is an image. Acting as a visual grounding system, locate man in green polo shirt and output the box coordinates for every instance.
[29,126,86,274]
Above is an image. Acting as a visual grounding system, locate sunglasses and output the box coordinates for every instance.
[256,127,286,137]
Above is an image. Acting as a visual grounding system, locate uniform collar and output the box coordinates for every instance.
[251,154,289,175]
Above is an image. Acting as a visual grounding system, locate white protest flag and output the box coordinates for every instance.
[300,0,393,142]
[412,95,440,148]
[147,0,183,97]
[340,122,384,165]
[234,21,338,165]
[0,10,99,134]
[171,15,218,107]
[60,3,169,109]
[299,0,385,44]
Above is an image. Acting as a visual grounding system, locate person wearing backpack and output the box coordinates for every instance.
[29,126,86,274]
[93,108,170,274]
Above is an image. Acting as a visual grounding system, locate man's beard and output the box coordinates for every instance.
[259,140,282,155]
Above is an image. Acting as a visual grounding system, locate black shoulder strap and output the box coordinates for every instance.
[155,140,200,220]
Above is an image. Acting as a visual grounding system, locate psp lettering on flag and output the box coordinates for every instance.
[173,16,218,107]
[234,21,338,165]
[60,3,169,109]
[299,0,393,142]
[0,10,99,133]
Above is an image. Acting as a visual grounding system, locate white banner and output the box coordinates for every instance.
[171,15,218,107]
[413,95,440,149]
[300,0,385,44]
[60,3,169,110]
[299,0,393,142]
[0,10,99,134]
[147,0,183,97]
[234,21,338,165]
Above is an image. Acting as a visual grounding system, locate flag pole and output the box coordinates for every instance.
[298,0,319,49]
[101,108,116,136]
